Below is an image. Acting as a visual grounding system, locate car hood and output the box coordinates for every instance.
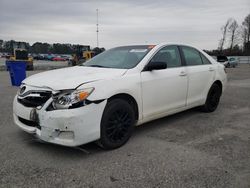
[23,66,127,90]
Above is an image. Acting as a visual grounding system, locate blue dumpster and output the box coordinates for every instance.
[6,60,26,86]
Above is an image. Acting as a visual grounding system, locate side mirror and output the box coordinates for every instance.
[145,61,167,71]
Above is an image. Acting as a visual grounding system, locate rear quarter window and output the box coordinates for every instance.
[200,53,211,64]
[181,46,203,66]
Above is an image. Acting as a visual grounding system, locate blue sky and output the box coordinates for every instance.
[0,0,249,49]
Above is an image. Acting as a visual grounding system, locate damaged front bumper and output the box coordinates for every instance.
[13,95,107,147]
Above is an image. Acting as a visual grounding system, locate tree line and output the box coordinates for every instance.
[0,40,104,55]
[206,13,250,56]
[1,13,249,56]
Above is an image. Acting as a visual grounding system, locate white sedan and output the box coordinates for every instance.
[13,43,227,149]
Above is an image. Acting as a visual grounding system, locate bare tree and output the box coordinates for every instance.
[242,14,250,42]
[239,26,248,47]
[228,19,238,51]
[219,18,232,52]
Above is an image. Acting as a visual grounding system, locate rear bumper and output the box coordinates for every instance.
[13,95,107,147]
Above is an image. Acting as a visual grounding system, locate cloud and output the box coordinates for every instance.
[0,0,249,49]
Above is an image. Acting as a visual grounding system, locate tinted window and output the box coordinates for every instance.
[151,45,182,68]
[200,53,211,64]
[182,46,203,66]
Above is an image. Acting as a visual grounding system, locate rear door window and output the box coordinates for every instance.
[181,46,203,66]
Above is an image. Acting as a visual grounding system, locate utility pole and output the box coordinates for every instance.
[96,8,99,47]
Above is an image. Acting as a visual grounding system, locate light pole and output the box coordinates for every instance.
[96,8,99,48]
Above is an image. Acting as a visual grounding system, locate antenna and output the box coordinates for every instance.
[96,8,99,47]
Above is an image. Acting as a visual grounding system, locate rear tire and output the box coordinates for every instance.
[98,99,135,150]
[200,83,221,113]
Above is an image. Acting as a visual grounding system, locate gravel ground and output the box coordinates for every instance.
[0,65,250,188]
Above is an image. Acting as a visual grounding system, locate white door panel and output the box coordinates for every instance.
[141,67,188,118]
[180,45,216,106]
[186,65,215,105]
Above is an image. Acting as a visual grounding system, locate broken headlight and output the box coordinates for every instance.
[52,88,94,109]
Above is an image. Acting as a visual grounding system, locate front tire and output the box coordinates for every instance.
[98,99,135,150]
[201,83,221,112]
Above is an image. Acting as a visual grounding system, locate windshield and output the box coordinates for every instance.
[83,45,154,69]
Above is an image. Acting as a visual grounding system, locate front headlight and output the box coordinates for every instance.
[52,87,94,109]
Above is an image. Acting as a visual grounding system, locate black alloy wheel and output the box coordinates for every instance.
[98,98,135,149]
[201,83,221,112]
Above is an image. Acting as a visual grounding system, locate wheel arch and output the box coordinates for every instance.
[108,93,139,121]
[213,80,223,95]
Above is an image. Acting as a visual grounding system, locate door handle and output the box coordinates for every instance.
[209,67,215,71]
[179,71,187,76]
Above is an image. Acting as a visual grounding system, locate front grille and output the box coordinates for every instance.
[18,91,52,108]
[18,117,41,129]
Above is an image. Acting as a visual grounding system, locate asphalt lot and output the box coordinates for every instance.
[0,65,250,188]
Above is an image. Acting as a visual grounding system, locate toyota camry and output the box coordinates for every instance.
[13,43,227,149]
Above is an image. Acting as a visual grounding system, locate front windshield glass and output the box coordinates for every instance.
[83,45,154,69]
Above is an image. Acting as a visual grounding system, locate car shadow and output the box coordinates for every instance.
[18,131,103,158]
[134,108,198,135]
[18,107,199,157]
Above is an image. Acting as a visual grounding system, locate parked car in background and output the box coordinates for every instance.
[13,43,227,149]
[217,55,229,67]
[227,57,238,68]
[1,53,11,59]
[33,54,45,60]
[52,56,66,61]
[217,56,238,68]
[46,54,56,61]
[61,55,72,61]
